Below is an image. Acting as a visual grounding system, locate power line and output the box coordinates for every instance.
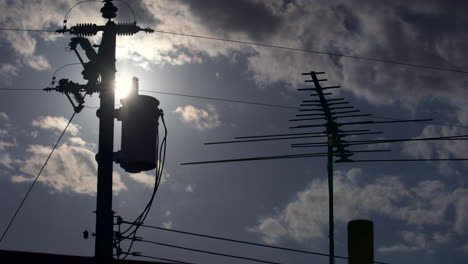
[0,112,76,245]
[0,88,44,91]
[139,90,299,110]
[3,87,468,129]
[152,30,468,74]
[137,239,287,264]
[1,27,468,74]
[124,222,387,264]
[133,254,196,264]
[0,28,56,33]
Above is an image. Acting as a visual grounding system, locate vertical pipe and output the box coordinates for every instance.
[328,143,334,264]
[348,220,374,264]
[95,22,116,259]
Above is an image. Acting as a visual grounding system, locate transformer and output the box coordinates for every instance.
[116,78,161,173]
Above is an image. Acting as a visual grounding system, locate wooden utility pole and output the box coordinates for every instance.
[55,0,154,259]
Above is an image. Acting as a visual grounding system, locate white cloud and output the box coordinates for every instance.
[174,105,221,130]
[162,221,173,229]
[128,172,155,187]
[185,185,194,192]
[0,154,14,169]
[32,116,80,136]
[0,112,8,121]
[11,143,126,195]
[0,64,19,76]
[23,55,50,71]
[402,125,468,174]
[251,168,468,251]
[0,141,14,150]
[250,217,287,244]
[128,169,170,187]
[68,137,87,147]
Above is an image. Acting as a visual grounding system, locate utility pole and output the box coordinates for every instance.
[95,3,117,258]
[53,0,154,259]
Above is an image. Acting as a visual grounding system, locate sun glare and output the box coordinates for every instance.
[115,74,133,100]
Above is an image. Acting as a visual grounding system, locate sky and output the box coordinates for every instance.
[1,0,468,263]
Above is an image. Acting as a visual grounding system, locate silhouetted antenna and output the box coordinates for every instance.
[182,70,468,264]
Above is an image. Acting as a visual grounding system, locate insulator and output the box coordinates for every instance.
[70,23,98,36]
[116,22,139,36]
[100,1,118,20]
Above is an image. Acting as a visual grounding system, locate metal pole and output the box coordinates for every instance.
[95,21,116,259]
[327,138,335,264]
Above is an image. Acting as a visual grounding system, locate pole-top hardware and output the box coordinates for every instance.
[101,0,118,20]
[83,230,96,240]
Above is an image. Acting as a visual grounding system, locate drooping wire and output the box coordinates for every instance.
[133,254,196,264]
[151,30,468,75]
[0,112,77,245]
[136,239,287,264]
[120,222,388,264]
[1,25,468,74]
[139,90,300,110]
[114,0,137,22]
[0,28,57,32]
[62,1,101,29]
[62,0,136,30]
[48,63,82,88]
[118,113,168,259]
[2,87,468,130]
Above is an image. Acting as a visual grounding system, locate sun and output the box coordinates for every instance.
[115,74,133,100]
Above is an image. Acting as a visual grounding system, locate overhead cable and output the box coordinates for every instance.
[1,27,468,74]
[123,221,387,264]
[0,112,77,244]
[151,29,468,74]
[2,87,468,129]
[137,239,287,264]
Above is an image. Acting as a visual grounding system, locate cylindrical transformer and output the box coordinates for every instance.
[118,91,160,173]
[348,219,374,264]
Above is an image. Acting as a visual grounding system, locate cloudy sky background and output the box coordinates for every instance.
[1,0,468,263]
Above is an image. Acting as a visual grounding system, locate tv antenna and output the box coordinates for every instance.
[182,70,468,264]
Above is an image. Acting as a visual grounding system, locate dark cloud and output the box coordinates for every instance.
[176,0,283,41]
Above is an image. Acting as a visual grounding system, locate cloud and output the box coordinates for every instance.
[402,125,468,174]
[128,172,155,187]
[162,221,173,229]
[0,153,14,169]
[250,217,287,244]
[32,116,80,136]
[11,143,126,195]
[128,169,170,188]
[68,137,87,147]
[0,112,8,121]
[0,141,14,150]
[251,168,468,252]
[0,64,19,76]
[185,185,194,192]
[174,105,221,130]
[23,55,50,71]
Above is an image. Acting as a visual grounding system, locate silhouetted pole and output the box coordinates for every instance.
[95,20,117,259]
[51,0,154,259]
[327,135,335,264]
[348,220,374,264]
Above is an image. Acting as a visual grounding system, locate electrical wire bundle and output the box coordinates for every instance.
[116,113,168,259]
